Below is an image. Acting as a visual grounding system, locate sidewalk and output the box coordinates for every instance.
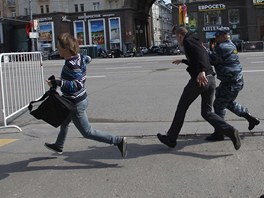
[0,113,263,198]
[5,110,264,137]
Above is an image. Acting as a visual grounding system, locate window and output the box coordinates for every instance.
[11,11,16,18]
[45,5,49,13]
[108,0,120,9]
[93,2,100,10]
[24,8,28,15]
[74,4,78,12]
[40,5,44,14]
[228,9,240,25]
[80,4,84,12]
[204,11,221,26]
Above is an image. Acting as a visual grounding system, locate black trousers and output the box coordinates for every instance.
[167,75,235,141]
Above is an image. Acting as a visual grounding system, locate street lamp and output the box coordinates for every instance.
[135,25,143,48]
[29,0,35,51]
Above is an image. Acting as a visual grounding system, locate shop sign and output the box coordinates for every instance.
[103,14,115,17]
[62,16,71,22]
[78,14,101,20]
[253,0,264,5]
[41,43,52,48]
[198,4,226,12]
[29,32,39,39]
[205,32,216,39]
[202,26,219,32]
[38,17,53,22]
[78,13,115,20]
[33,19,39,30]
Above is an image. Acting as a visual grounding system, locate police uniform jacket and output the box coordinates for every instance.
[209,39,243,83]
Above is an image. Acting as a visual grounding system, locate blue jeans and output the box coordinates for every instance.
[55,98,122,149]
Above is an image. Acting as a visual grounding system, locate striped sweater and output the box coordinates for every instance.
[55,54,92,104]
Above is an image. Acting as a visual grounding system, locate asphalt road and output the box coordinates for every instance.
[41,52,264,125]
[0,52,264,198]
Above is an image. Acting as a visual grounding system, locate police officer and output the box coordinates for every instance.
[206,26,260,141]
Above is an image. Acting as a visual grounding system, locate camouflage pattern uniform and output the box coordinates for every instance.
[209,39,248,119]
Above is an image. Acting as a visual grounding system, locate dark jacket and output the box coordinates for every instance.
[182,32,215,79]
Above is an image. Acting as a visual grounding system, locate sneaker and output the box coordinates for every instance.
[157,133,177,148]
[117,137,127,158]
[44,143,63,154]
[205,132,225,141]
[223,129,241,150]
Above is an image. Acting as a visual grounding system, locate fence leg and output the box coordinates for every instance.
[0,125,22,132]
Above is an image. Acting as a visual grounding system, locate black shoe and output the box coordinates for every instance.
[243,113,260,130]
[157,133,177,148]
[205,132,225,141]
[117,137,127,158]
[223,129,241,150]
[44,143,63,154]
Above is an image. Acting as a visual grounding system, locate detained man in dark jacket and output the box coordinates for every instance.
[206,27,260,141]
[157,26,241,150]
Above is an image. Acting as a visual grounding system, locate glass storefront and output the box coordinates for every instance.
[204,11,221,26]
[38,22,55,52]
[74,21,86,46]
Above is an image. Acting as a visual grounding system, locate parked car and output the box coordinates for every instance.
[48,50,63,60]
[124,49,134,57]
[99,49,108,58]
[149,46,160,53]
[158,46,181,55]
[139,47,148,54]
[107,49,123,58]
[41,51,49,60]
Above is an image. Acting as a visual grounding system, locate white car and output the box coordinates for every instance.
[139,47,148,54]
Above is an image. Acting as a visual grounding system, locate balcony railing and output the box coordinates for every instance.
[7,0,16,8]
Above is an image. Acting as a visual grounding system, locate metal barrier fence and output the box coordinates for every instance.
[0,52,45,132]
[241,41,264,52]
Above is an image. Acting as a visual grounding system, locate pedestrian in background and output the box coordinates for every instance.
[133,46,137,57]
[45,33,127,157]
[206,26,260,141]
[157,26,241,150]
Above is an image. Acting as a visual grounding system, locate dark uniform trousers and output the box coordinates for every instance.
[214,77,247,119]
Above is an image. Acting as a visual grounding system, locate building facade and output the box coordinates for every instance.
[172,0,264,42]
[1,0,160,53]
[151,0,173,46]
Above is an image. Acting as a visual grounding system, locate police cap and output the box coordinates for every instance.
[215,26,230,37]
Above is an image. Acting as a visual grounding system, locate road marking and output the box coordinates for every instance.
[243,69,264,73]
[246,57,264,59]
[251,61,264,64]
[87,75,106,78]
[105,66,142,70]
[126,62,157,65]
[0,139,18,147]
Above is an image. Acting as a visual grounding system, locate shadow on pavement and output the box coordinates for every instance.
[0,137,235,181]
[0,156,120,181]
[62,137,233,161]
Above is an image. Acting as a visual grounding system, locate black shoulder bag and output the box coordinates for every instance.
[28,87,74,128]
